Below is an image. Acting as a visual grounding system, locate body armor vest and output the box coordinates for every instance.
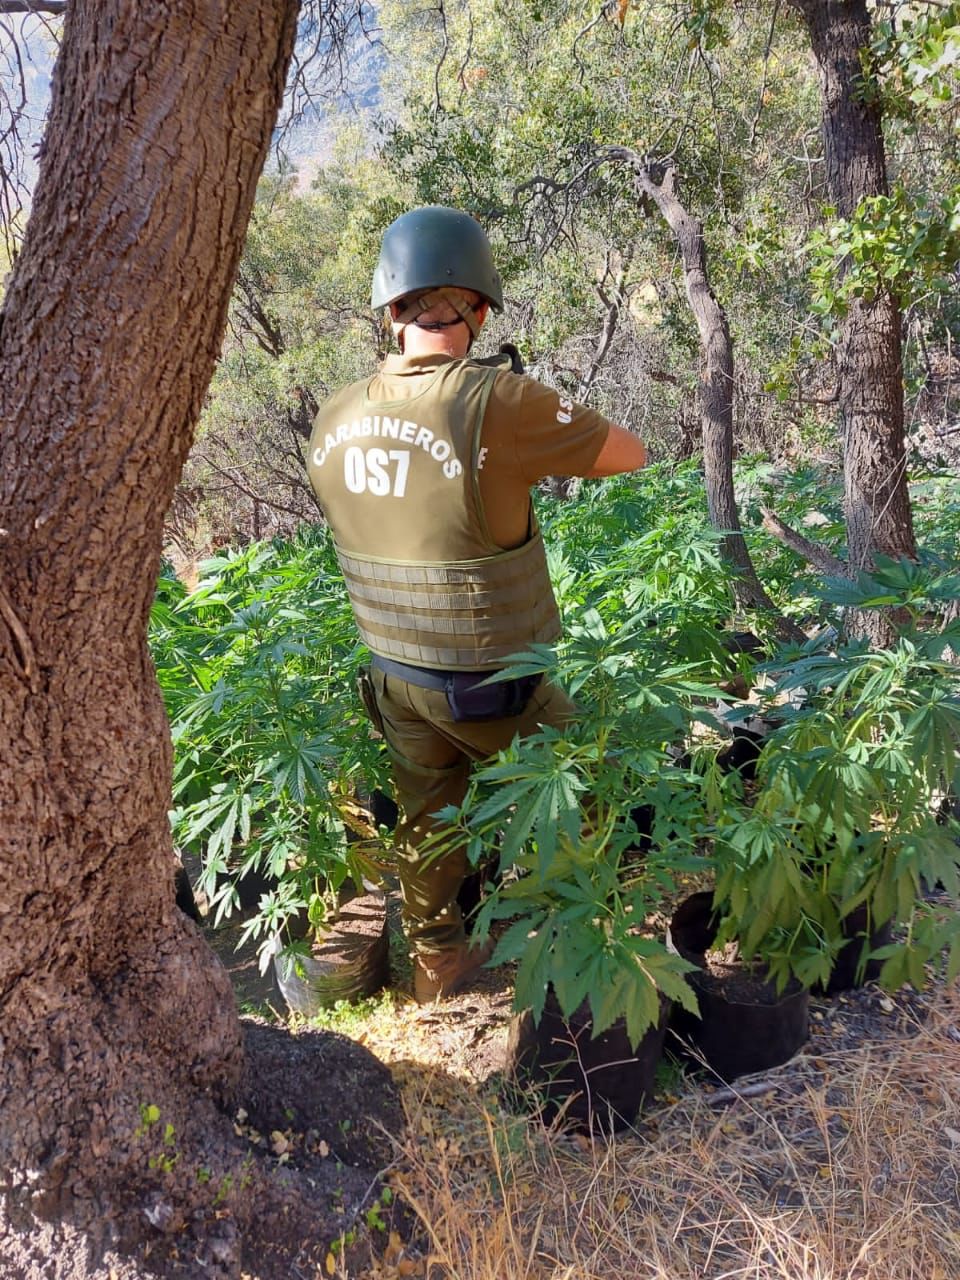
[307,358,562,670]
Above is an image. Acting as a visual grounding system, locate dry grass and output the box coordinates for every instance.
[345,982,960,1280]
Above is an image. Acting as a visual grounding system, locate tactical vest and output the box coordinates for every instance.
[307,357,562,670]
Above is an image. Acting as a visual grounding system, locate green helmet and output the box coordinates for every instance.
[371,206,504,311]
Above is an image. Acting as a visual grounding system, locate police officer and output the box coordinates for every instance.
[307,206,647,1001]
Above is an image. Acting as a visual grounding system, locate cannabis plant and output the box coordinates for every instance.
[152,537,389,969]
[704,558,960,991]
[430,606,728,1049]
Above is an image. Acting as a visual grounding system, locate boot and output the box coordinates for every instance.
[413,937,495,1003]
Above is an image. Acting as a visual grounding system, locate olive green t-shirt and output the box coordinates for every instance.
[366,354,612,548]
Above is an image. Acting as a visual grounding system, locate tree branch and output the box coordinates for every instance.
[0,2,66,12]
[572,0,622,84]
[455,5,474,106]
[602,148,806,635]
[432,0,448,119]
[193,451,313,525]
[275,1,379,157]
[760,506,849,578]
[706,1080,779,1107]
[749,1,781,147]
[576,247,632,402]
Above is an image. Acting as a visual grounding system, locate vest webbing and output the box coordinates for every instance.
[309,357,563,670]
[337,533,562,669]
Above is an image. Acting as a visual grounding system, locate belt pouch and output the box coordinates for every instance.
[356,666,386,736]
[444,672,541,723]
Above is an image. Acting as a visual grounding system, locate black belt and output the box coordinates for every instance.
[369,652,493,691]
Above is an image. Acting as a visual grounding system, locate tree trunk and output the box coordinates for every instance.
[0,3,392,1274]
[790,0,917,645]
[606,148,803,642]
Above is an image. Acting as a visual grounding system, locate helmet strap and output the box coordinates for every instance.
[393,288,484,346]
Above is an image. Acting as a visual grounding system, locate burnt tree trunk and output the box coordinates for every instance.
[790,0,917,645]
[0,2,384,1275]
[606,148,803,642]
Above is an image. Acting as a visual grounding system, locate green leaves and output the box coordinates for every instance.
[509,909,698,1050]
[874,898,960,991]
[434,558,730,1043]
[872,6,960,114]
[708,612,960,990]
[460,731,587,875]
[808,186,960,316]
[514,919,555,1026]
[818,555,960,616]
[151,536,389,962]
[153,459,960,1031]
[430,467,960,1035]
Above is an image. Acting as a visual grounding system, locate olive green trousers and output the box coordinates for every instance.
[369,666,575,955]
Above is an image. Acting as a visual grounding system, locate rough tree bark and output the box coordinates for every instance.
[604,146,804,643]
[0,3,399,1276]
[787,0,917,645]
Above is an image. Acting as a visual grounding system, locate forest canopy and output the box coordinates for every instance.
[151,0,958,552]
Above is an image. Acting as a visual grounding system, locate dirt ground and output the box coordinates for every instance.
[7,881,945,1280]
[207,882,949,1128]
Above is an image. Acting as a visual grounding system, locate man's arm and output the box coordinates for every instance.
[494,374,647,481]
[584,422,647,476]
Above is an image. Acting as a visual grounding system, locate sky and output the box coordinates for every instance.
[1,11,57,196]
[1,7,383,211]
